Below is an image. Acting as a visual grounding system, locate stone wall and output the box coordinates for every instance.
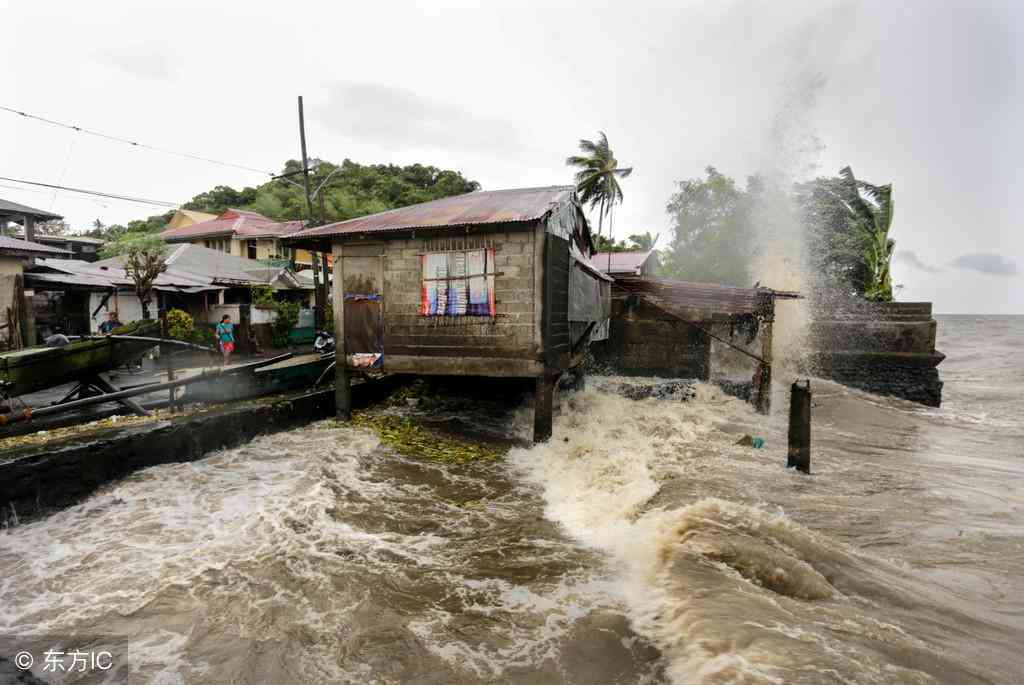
[808,301,944,406]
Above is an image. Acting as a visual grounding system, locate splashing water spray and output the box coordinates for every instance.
[749,70,828,386]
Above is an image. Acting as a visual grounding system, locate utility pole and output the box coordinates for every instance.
[297,95,323,330]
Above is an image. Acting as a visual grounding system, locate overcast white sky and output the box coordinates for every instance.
[2,0,1021,313]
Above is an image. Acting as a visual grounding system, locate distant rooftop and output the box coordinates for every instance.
[160,209,305,242]
[0,198,63,222]
[0,235,72,258]
[92,243,310,289]
[12,231,104,245]
[593,250,656,275]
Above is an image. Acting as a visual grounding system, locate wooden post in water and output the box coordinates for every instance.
[755,320,773,415]
[533,375,554,443]
[787,379,811,473]
[332,241,351,420]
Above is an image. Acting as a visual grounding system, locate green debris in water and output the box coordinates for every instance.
[351,410,504,464]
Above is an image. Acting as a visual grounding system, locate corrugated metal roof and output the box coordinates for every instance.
[13,232,106,245]
[614,276,799,318]
[163,244,269,283]
[32,257,216,290]
[92,244,306,288]
[26,271,116,288]
[0,198,63,221]
[160,208,305,242]
[288,186,575,241]
[593,250,656,275]
[0,235,72,256]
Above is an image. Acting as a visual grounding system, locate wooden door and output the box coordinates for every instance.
[342,256,384,354]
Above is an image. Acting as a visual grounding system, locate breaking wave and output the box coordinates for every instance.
[509,383,1018,683]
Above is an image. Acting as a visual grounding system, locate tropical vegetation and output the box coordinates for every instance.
[98,232,168,319]
[566,132,632,239]
[660,165,897,301]
[796,166,896,301]
[85,159,480,241]
[661,167,760,287]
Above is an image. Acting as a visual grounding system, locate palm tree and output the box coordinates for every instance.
[566,132,633,240]
[838,166,895,302]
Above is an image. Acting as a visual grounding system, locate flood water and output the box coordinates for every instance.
[1,315,1022,683]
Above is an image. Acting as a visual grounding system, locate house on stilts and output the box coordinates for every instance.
[286,186,612,442]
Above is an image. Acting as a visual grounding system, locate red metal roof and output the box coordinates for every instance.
[160,209,305,242]
[288,186,575,240]
[593,250,655,275]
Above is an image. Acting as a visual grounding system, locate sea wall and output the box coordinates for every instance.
[0,390,332,523]
[0,379,400,522]
[807,301,944,406]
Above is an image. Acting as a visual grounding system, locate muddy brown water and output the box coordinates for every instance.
[1,315,1022,683]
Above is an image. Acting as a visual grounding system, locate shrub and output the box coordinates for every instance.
[166,309,194,340]
[191,325,216,349]
[251,284,275,308]
[272,301,300,348]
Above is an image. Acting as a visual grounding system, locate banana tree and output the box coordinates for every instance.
[839,166,895,301]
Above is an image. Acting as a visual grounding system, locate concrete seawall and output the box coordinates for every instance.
[0,378,402,523]
[808,301,944,406]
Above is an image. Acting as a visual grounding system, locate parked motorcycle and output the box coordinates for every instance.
[313,330,335,355]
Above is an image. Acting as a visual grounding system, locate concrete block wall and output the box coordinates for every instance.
[588,296,711,378]
[378,227,541,360]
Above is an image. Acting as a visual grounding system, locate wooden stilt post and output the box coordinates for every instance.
[787,379,811,473]
[332,241,351,420]
[755,320,773,415]
[533,375,554,443]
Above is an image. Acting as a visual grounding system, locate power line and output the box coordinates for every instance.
[1,105,275,177]
[0,176,180,209]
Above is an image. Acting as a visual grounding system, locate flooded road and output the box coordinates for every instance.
[2,315,1022,683]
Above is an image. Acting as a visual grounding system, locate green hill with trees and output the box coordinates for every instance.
[87,158,480,241]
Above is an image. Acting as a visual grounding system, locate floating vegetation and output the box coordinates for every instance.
[350,410,504,465]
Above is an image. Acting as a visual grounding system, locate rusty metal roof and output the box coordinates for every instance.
[288,186,575,242]
[614,276,800,319]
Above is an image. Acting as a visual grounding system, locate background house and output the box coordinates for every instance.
[0,235,71,347]
[26,243,314,348]
[160,208,319,268]
[165,209,218,230]
[0,198,63,244]
[11,232,105,262]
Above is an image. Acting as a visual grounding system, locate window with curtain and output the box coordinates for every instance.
[420,248,496,317]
